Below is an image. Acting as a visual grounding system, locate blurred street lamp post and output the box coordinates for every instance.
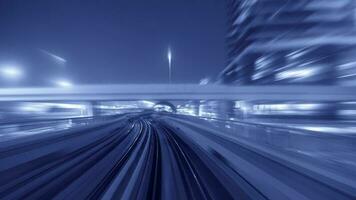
[167,48,172,84]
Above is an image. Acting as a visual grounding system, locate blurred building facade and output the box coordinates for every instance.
[219,0,356,85]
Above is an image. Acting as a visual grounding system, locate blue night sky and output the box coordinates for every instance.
[0,0,225,86]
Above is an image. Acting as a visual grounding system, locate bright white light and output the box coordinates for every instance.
[18,102,85,113]
[294,103,320,110]
[167,47,172,83]
[276,68,318,80]
[299,126,356,134]
[0,66,23,80]
[167,48,172,63]
[55,80,73,88]
[199,78,210,85]
[140,100,155,107]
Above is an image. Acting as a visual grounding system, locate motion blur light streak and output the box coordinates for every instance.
[39,49,67,64]
[1,0,356,200]
[275,68,319,81]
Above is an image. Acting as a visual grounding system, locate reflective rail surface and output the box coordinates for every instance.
[0,113,355,200]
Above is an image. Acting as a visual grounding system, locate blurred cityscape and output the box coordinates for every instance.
[221,0,356,86]
[1,1,356,200]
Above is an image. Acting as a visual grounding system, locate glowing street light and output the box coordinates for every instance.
[167,47,172,84]
[0,66,23,80]
[54,79,73,88]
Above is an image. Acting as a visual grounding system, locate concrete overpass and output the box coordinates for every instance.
[0,84,355,101]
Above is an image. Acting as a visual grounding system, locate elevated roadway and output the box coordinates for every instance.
[0,84,355,101]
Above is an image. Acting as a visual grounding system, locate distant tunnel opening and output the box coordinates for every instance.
[153,101,177,113]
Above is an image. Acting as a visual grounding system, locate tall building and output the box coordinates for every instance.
[219,0,356,85]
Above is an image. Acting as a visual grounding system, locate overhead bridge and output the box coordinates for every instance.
[0,84,355,101]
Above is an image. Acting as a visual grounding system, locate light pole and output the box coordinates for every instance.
[167,47,172,84]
